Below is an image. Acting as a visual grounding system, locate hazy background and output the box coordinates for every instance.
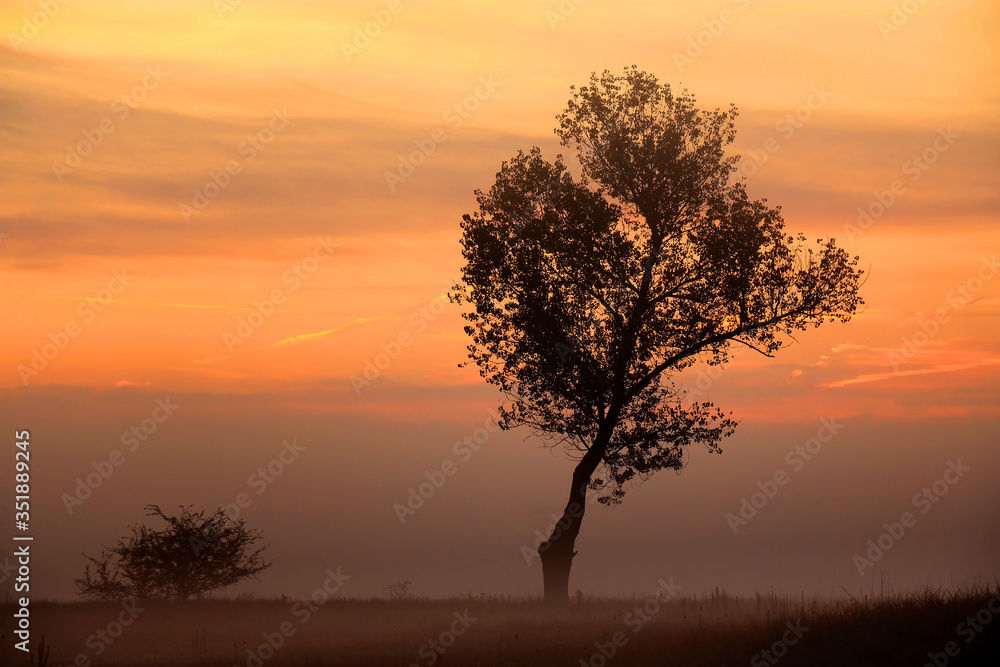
[0,0,997,600]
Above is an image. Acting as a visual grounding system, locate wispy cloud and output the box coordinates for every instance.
[272,316,394,347]
[190,315,395,367]
[824,357,1000,388]
[114,379,151,387]
[193,355,232,365]
[41,296,301,313]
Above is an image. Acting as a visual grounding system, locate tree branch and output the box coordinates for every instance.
[626,305,810,400]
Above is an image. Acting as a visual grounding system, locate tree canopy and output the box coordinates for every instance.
[76,504,271,601]
[453,67,864,507]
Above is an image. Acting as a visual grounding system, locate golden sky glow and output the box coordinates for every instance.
[1,0,998,599]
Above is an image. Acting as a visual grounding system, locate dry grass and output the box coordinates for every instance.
[5,585,999,666]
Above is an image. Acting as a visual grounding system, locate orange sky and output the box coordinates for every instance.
[1,0,998,599]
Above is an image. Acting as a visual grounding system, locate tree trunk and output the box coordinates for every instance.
[538,436,608,604]
[537,488,582,604]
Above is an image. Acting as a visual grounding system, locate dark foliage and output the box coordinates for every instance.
[76,504,270,601]
[453,66,864,505]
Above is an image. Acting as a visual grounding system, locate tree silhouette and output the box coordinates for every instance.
[452,67,864,603]
[76,504,270,601]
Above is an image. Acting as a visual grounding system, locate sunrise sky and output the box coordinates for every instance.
[1,0,998,600]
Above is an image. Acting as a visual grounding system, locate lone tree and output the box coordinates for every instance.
[77,504,271,601]
[452,67,863,603]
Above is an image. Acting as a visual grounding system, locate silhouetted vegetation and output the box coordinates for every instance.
[453,66,864,602]
[76,504,270,601]
[8,586,997,666]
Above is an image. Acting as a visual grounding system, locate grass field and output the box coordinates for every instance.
[5,586,999,666]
